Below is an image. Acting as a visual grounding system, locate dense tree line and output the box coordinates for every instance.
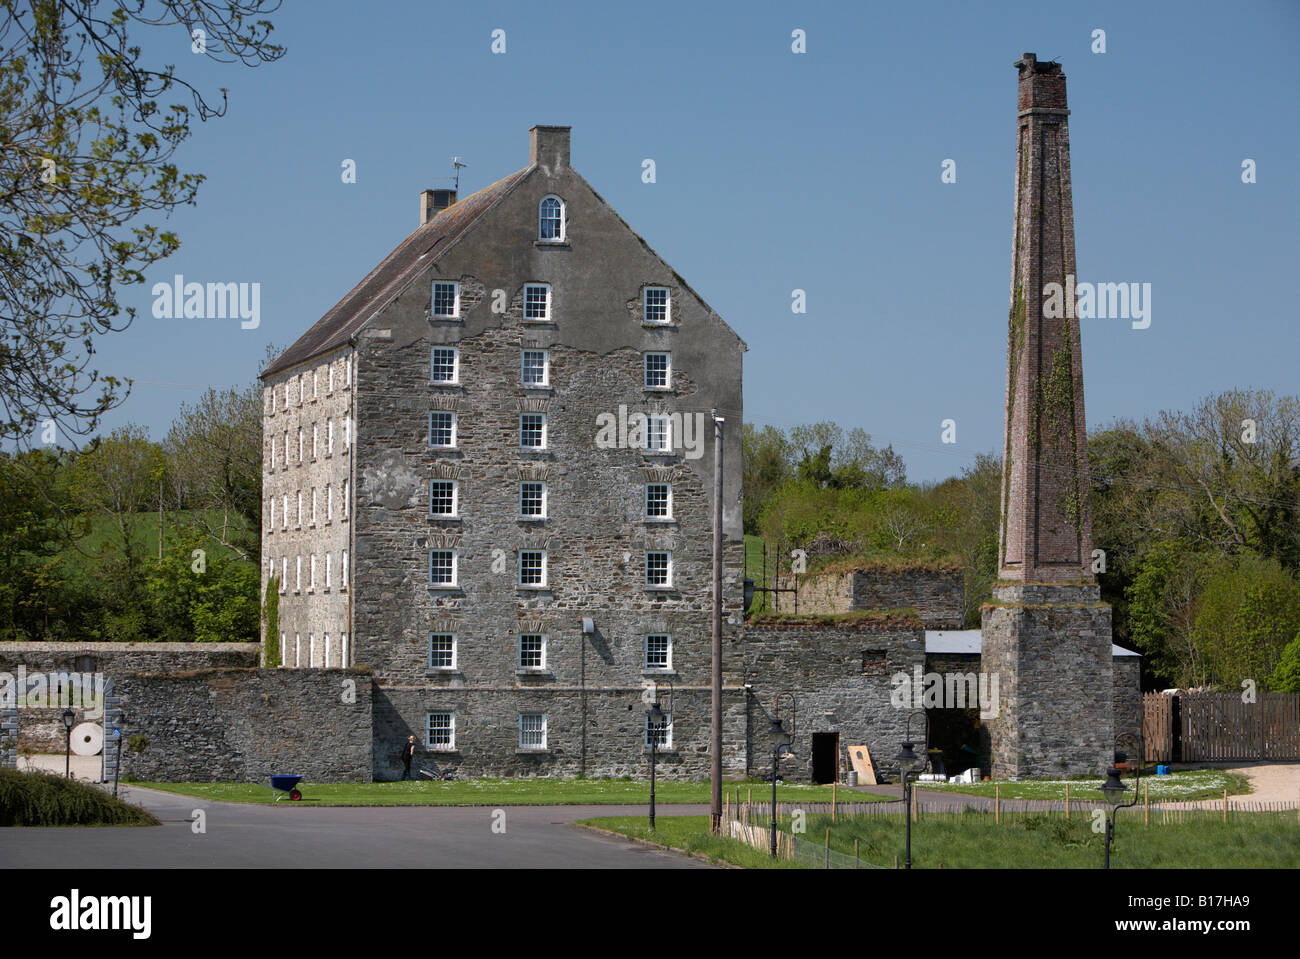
[0,379,262,643]
[746,390,1300,692]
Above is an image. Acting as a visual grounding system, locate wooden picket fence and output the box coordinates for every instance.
[1180,692,1300,761]
[1144,691,1300,762]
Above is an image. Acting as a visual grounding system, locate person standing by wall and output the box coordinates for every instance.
[400,735,415,780]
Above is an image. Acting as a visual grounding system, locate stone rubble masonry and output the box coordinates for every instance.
[260,348,356,669]
[795,568,964,628]
[115,669,372,783]
[981,582,1114,778]
[0,642,260,674]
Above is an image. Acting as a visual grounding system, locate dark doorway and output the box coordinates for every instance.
[811,732,839,784]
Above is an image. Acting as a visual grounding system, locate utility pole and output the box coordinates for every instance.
[710,411,724,833]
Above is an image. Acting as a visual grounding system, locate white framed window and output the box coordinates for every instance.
[646,551,672,588]
[524,284,551,321]
[323,632,331,668]
[297,428,303,462]
[280,632,287,667]
[538,196,564,242]
[296,491,303,528]
[342,479,349,518]
[519,481,547,519]
[308,633,316,667]
[325,553,332,588]
[429,550,458,587]
[327,419,334,455]
[282,494,288,529]
[341,633,349,667]
[268,497,275,531]
[283,386,289,411]
[643,287,670,324]
[519,712,547,750]
[518,549,547,588]
[270,436,276,471]
[295,555,302,592]
[431,281,460,318]
[280,557,287,593]
[431,347,459,384]
[343,416,350,450]
[644,352,671,390]
[294,633,301,667]
[429,633,457,670]
[429,411,457,448]
[521,350,549,387]
[328,365,335,394]
[326,484,333,521]
[312,423,318,459]
[429,480,458,517]
[518,633,546,671]
[309,554,316,590]
[427,711,455,749]
[344,356,351,388]
[645,710,672,748]
[313,370,319,399]
[645,483,672,518]
[520,413,546,449]
[646,415,672,452]
[283,430,289,466]
[341,549,348,588]
[311,487,317,525]
[645,634,672,670]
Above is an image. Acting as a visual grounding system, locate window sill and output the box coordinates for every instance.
[645,586,678,595]
[516,669,553,678]
[644,747,677,755]
[641,322,675,330]
[643,386,673,393]
[429,381,462,388]
[427,585,463,593]
[428,515,462,523]
[640,451,679,460]
[534,241,570,249]
[425,668,461,676]
[516,748,552,755]
[517,516,547,523]
[521,319,556,326]
[642,669,677,678]
[426,747,460,755]
[643,517,677,525]
[516,585,551,593]
[429,316,462,323]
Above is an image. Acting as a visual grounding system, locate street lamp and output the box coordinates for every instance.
[768,717,794,858]
[1099,765,1137,869]
[648,701,666,830]
[62,709,75,779]
[112,723,123,798]
[895,740,921,870]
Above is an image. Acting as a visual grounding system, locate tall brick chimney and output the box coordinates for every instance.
[529,125,570,171]
[981,54,1114,781]
[420,188,457,226]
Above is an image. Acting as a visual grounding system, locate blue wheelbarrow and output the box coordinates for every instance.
[270,774,304,801]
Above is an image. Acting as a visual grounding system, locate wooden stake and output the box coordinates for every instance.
[1144,780,1149,825]
[832,782,837,821]
[894,854,899,869]
[995,784,1000,824]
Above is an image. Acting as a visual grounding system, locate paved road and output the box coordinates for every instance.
[1,786,713,869]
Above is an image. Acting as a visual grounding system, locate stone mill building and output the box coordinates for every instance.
[259,125,749,778]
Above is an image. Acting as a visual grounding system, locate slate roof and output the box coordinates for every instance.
[923,630,1140,658]
[262,168,531,378]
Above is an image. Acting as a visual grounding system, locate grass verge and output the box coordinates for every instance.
[915,767,1252,802]
[0,769,160,826]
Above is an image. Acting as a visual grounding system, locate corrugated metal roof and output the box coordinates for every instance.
[261,168,531,378]
[923,630,1140,658]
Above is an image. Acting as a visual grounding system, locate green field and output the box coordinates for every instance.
[584,809,1300,869]
[135,777,880,807]
[915,767,1252,802]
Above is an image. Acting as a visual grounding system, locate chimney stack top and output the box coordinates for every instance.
[420,188,457,226]
[529,125,571,171]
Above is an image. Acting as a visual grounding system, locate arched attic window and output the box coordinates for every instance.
[539,196,565,242]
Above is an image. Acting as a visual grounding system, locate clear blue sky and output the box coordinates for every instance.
[91,0,1299,482]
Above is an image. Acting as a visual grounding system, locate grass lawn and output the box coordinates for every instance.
[584,809,1300,869]
[915,767,1252,802]
[579,814,801,868]
[133,777,884,807]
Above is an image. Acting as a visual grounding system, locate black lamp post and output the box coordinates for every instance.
[768,717,794,858]
[112,723,123,798]
[648,701,665,830]
[895,740,921,870]
[1098,765,1138,869]
[61,709,75,779]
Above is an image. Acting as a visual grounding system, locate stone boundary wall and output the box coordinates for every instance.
[794,570,964,629]
[0,642,261,674]
[1112,656,1143,754]
[116,668,372,783]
